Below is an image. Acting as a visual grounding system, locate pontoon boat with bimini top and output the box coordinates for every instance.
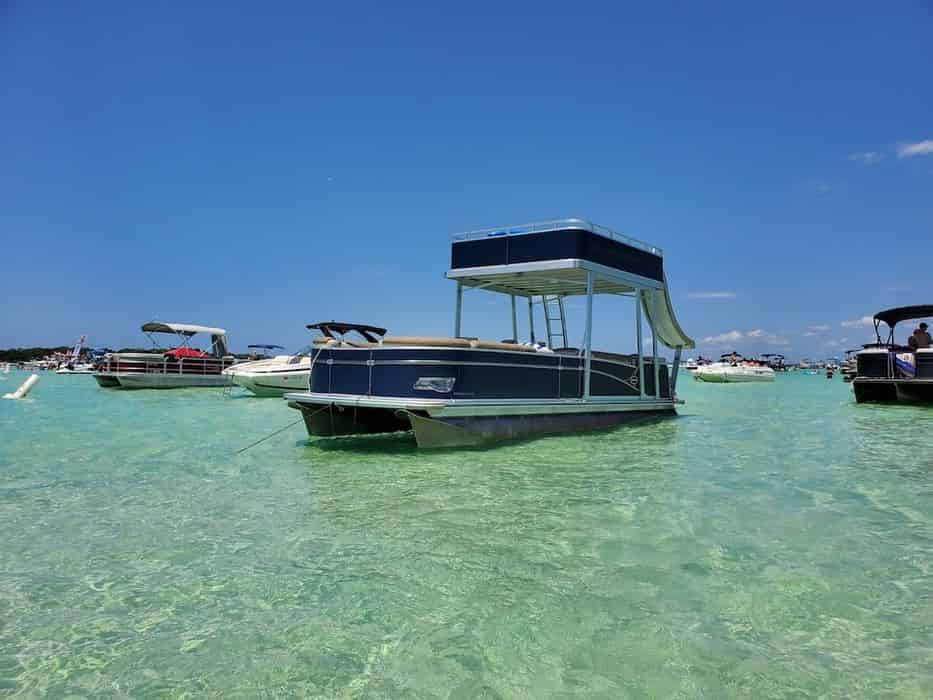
[94,322,239,389]
[853,305,933,403]
[760,353,786,372]
[841,348,860,382]
[285,218,694,448]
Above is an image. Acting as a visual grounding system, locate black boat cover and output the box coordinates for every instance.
[873,305,933,327]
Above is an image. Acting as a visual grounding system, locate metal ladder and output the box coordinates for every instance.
[541,295,568,349]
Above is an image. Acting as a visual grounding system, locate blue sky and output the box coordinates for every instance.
[2,1,931,360]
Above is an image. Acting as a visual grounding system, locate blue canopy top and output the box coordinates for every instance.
[247,344,285,350]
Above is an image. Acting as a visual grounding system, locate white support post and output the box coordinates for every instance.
[636,290,645,398]
[651,290,660,399]
[583,271,594,399]
[511,295,518,342]
[454,282,463,337]
[527,297,536,344]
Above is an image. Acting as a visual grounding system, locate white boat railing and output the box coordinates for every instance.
[450,218,663,256]
[97,355,238,376]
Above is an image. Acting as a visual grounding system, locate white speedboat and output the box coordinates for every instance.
[223,344,314,396]
[694,355,775,383]
[56,363,95,375]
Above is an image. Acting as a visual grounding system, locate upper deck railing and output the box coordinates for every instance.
[450,218,663,257]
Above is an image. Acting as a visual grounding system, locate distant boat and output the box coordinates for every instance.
[694,353,775,383]
[56,335,95,374]
[841,348,860,382]
[94,322,240,389]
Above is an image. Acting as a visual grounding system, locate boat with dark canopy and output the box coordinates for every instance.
[853,304,933,403]
[285,218,694,447]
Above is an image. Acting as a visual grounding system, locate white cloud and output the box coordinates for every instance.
[897,140,933,158]
[840,316,874,328]
[808,324,831,332]
[703,330,743,344]
[848,151,885,165]
[803,331,817,337]
[701,329,788,346]
[687,291,736,299]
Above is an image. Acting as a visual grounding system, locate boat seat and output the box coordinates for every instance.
[382,336,473,348]
[468,339,535,352]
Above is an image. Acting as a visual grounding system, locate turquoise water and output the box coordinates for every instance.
[1,370,932,698]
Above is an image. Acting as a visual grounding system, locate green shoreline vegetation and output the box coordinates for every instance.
[0,347,160,362]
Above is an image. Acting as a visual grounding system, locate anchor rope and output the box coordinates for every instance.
[235,404,331,454]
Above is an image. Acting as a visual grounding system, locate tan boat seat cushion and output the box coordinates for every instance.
[382,336,473,348]
[469,339,535,352]
[313,335,535,352]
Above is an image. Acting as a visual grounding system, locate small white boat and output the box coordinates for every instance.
[694,354,775,383]
[55,335,95,374]
[223,344,314,397]
[55,363,95,375]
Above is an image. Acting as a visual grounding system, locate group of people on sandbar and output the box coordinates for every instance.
[907,322,932,350]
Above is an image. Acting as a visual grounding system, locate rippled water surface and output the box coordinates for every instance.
[1,370,932,697]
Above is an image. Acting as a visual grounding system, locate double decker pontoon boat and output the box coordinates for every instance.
[94,322,239,389]
[853,305,933,403]
[285,218,694,448]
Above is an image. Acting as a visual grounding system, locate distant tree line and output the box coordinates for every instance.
[0,347,167,362]
[0,347,70,362]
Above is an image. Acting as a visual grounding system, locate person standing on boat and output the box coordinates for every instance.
[911,323,932,349]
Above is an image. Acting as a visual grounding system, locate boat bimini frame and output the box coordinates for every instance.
[141,321,230,357]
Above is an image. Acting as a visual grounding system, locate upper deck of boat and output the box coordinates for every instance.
[447,218,665,297]
[446,218,694,349]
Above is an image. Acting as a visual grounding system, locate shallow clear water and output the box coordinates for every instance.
[1,370,932,698]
